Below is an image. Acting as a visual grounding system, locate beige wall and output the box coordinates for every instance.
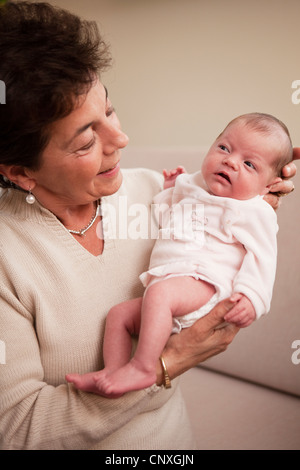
[33,0,299,149]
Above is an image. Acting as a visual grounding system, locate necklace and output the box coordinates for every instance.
[67,201,100,236]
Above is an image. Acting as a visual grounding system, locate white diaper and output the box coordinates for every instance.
[172,291,220,334]
[141,267,227,335]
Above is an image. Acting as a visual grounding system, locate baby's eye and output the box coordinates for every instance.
[219,145,229,153]
[244,161,256,169]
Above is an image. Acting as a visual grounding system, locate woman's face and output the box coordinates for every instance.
[28,80,129,207]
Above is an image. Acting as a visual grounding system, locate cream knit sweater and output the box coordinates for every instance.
[0,168,195,450]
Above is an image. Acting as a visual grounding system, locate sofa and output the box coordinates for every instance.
[122,146,300,450]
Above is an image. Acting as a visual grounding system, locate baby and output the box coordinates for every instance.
[66,112,293,397]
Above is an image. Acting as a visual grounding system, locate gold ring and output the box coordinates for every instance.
[278,186,294,197]
[159,356,171,389]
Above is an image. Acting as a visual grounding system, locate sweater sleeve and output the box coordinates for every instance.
[230,201,278,319]
[0,284,162,450]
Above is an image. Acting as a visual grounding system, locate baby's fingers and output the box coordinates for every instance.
[224,305,243,322]
[230,293,242,303]
[234,318,253,328]
[163,169,171,178]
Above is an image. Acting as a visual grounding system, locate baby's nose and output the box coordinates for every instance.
[224,156,238,171]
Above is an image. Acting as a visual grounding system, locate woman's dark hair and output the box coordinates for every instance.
[0,1,112,188]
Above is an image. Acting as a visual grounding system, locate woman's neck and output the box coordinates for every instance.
[33,195,104,256]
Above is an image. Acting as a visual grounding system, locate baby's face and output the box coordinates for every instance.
[201,121,280,200]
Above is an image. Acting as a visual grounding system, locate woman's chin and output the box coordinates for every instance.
[97,169,123,197]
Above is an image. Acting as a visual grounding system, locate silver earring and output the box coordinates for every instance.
[26,189,36,204]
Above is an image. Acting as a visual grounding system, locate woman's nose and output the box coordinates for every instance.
[114,128,129,150]
[223,155,238,171]
[103,125,129,155]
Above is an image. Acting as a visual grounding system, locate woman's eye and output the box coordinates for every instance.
[106,105,115,117]
[77,138,95,153]
[219,144,229,153]
[244,161,255,169]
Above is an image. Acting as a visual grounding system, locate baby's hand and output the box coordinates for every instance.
[223,293,256,328]
[163,166,186,189]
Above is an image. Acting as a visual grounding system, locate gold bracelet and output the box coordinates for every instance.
[159,355,171,389]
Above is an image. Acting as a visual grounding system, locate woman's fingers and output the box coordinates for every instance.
[162,298,240,381]
[292,147,300,161]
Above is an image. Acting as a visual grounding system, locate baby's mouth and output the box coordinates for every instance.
[217,172,231,183]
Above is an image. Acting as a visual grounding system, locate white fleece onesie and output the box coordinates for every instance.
[140,171,278,331]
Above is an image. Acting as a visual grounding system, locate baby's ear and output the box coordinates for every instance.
[261,176,282,195]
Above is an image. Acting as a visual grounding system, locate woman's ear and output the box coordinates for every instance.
[0,164,36,191]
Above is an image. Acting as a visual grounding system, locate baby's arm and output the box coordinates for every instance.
[224,293,256,328]
[230,201,278,319]
[163,166,186,189]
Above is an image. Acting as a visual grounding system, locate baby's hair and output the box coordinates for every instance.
[221,113,293,176]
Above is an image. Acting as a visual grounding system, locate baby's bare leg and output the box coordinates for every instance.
[66,297,143,394]
[135,276,215,364]
[96,276,215,396]
[102,297,143,371]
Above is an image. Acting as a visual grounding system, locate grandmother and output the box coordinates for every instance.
[0,1,297,450]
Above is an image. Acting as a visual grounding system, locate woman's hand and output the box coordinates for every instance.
[157,298,240,384]
[264,147,300,210]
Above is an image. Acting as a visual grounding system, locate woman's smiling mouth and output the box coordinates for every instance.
[98,162,120,177]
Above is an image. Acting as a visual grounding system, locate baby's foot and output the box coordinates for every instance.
[94,359,157,396]
[66,369,125,397]
[66,369,115,398]
[66,371,99,392]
